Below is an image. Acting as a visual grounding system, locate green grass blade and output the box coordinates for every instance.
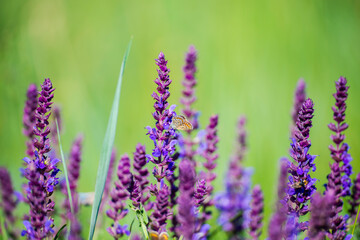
[56,119,75,218]
[1,211,9,240]
[88,38,132,240]
[54,224,67,240]
[352,203,360,236]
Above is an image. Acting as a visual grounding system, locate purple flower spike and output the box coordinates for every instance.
[306,191,335,240]
[215,116,252,238]
[22,78,59,239]
[291,79,306,138]
[198,115,218,226]
[106,154,132,239]
[0,168,17,238]
[325,76,352,238]
[149,181,170,234]
[176,159,196,240]
[61,135,83,239]
[249,185,264,240]
[286,98,316,231]
[23,84,38,157]
[147,52,178,182]
[201,115,219,196]
[133,144,150,208]
[268,159,289,240]
[350,173,360,220]
[181,45,199,131]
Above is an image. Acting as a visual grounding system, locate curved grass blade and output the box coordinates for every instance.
[54,224,67,240]
[88,38,132,240]
[56,119,75,217]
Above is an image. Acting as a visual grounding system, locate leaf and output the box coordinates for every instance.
[54,224,67,240]
[88,38,133,240]
[56,119,75,221]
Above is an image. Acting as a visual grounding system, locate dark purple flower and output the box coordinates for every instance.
[291,79,306,138]
[22,78,59,239]
[130,180,141,209]
[146,52,178,182]
[106,154,132,239]
[133,144,150,208]
[306,191,335,240]
[215,116,252,238]
[325,76,352,238]
[180,45,199,131]
[194,179,208,207]
[349,173,360,220]
[286,98,316,231]
[100,148,116,214]
[0,167,17,238]
[176,159,196,240]
[23,84,38,157]
[197,115,218,228]
[248,185,263,240]
[61,135,83,239]
[268,159,288,240]
[149,181,170,234]
[327,77,353,194]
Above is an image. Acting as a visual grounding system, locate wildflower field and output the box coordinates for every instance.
[1,1,360,240]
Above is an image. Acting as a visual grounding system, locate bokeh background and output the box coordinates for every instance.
[1,0,360,238]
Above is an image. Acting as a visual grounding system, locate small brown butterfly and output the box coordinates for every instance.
[149,231,169,240]
[171,115,193,131]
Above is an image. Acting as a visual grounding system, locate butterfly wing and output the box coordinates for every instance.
[149,231,159,240]
[159,232,169,240]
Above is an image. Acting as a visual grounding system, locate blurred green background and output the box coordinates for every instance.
[1,0,360,239]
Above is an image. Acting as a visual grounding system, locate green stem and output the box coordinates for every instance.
[352,204,360,236]
[137,214,149,240]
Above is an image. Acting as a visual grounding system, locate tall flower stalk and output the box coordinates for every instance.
[23,84,38,158]
[146,52,178,235]
[0,167,18,238]
[286,98,316,232]
[326,77,352,239]
[215,116,252,239]
[22,78,60,239]
[106,154,132,239]
[61,135,83,239]
[171,45,199,236]
[146,52,177,182]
